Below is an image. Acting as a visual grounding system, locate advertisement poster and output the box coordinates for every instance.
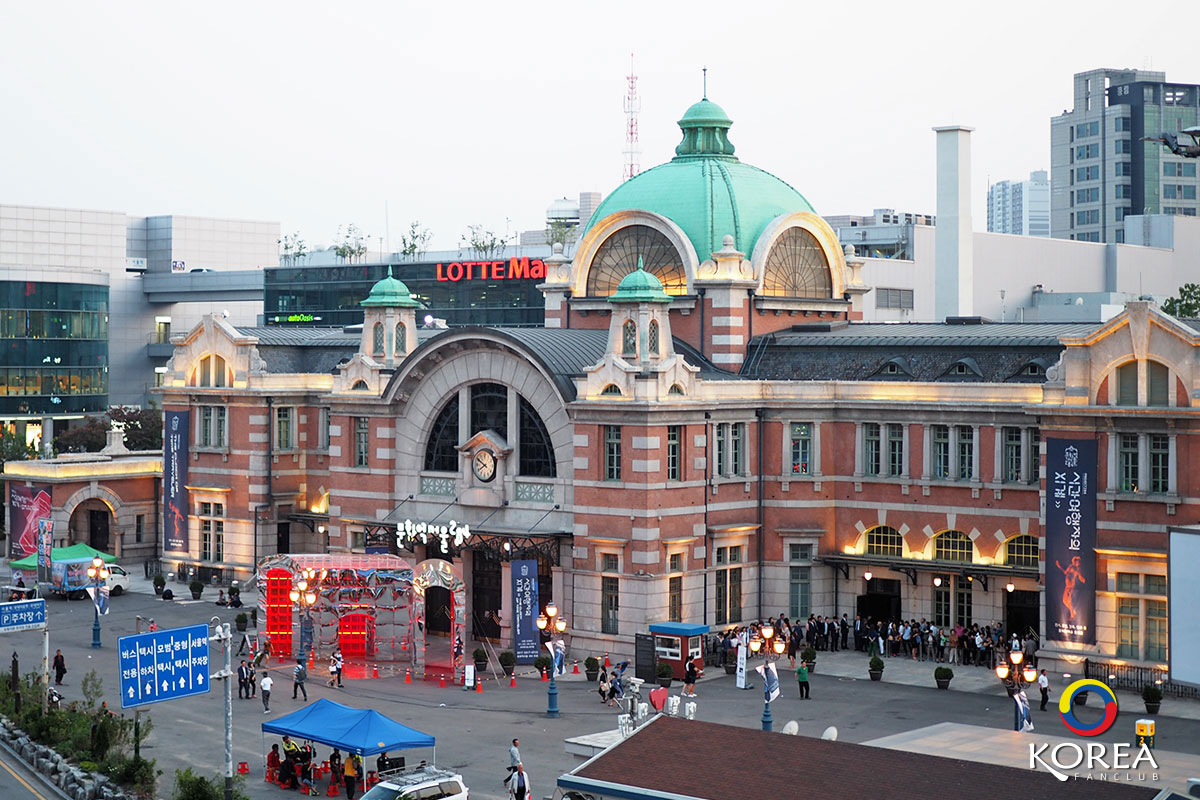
[163,410,190,552]
[51,560,87,592]
[510,559,540,664]
[8,483,51,560]
[37,518,53,585]
[736,644,748,689]
[1045,437,1097,644]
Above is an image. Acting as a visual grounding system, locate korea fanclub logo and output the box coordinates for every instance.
[1029,678,1159,782]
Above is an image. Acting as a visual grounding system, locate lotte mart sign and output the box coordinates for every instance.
[435,257,546,283]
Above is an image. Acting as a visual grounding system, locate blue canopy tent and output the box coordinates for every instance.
[261,698,435,763]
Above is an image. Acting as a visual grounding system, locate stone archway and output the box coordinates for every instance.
[69,498,115,554]
[411,559,466,683]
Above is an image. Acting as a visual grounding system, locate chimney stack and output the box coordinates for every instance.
[933,125,974,321]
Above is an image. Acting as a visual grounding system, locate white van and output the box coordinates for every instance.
[360,764,468,800]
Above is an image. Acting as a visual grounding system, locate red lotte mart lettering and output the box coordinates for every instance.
[436,258,547,282]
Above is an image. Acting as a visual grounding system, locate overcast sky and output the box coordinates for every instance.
[1,1,1194,253]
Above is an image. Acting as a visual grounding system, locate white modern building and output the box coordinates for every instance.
[987,170,1050,236]
[828,208,936,261]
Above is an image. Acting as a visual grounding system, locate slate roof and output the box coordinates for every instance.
[766,321,1102,348]
[563,716,1156,800]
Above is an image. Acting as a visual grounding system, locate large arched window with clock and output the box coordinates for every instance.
[422,384,558,478]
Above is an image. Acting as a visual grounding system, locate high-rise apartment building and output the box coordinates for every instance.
[1051,68,1200,243]
[987,170,1050,236]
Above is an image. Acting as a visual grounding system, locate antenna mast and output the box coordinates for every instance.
[623,53,641,182]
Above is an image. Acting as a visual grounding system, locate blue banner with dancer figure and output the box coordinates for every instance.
[163,410,190,552]
[511,560,539,664]
[1045,437,1096,644]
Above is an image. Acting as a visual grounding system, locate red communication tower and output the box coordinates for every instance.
[623,53,641,181]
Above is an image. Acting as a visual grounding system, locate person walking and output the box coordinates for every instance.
[502,738,520,784]
[327,648,344,688]
[1038,668,1051,711]
[682,656,698,698]
[237,660,251,700]
[292,658,308,701]
[260,672,274,713]
[796,660,810,699]
[506,763,532,800]
[53,650,67,685]
[248,662,257,698]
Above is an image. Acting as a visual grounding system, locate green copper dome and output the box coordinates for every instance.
[361,266,420,308]
[608,258,672,304]
[583,96,815,262]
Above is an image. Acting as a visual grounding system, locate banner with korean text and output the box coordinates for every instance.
[163,410,190,552]
[1045,437,1097,644]
[511,559,540,664]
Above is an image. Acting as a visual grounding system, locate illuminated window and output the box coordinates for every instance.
[866,525,902,557]
[1117,597,1139,658]
[790,423,812,475]
[934,530,972,562]
[372,323,384,357]
[1005,535,1039,567]
[761,227,832,298]
[587,225,686,296]
[601,384,622,396]
[622,320,637,357]
[1145,600,1167,661]
[195,354,228,387]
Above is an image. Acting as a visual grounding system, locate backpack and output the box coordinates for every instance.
[295,663,307,682]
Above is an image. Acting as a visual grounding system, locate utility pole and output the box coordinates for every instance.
[210,618,234,800]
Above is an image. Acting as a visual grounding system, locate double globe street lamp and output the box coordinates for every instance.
[536,602,567,718]
[86,556,109,649]
[289,568,318,659]
[749,623,787,731]
[995,649,1038,731]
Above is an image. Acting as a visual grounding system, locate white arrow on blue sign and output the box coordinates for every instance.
[0,599,46,633]
[117,624,211,709]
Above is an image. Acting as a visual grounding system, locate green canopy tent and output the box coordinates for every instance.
[9,543,118,570]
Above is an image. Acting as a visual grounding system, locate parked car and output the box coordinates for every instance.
[361,765,467,800]
[106,564,131,596]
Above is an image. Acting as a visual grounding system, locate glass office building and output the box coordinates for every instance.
[264,257,547,328]
[0,281,109,416]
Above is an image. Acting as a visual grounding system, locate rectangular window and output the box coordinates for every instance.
[275,407,293,450]
[1114,161,1132,177]
[320,408,331,450]
[876,287,915,310]
[198,406,227,448]
[1003,427,1022,482]
[1116,572,1140,593]
[788,566,811,619]
[790,423,812,476]
[668,576,682,622]
[666,425,682,481]
[715,569,727,625]
[1076,187,1099,203]
[354,417,370,467]
[604,425,622,481]
[199,502,224,563]
[668,553,682,572]
[1076,165,1100,181]
[1165,162,1197,177]
[1029,427,1040,484]
[1144,574,1166,596]
[1150,434,1169,493]
[932,425,950,479]
[602,553,619,572]
[1115,117,1131,132]
[788,543,812,561]
[135,514,145,544]
[727,567,742,624]
[601,576,620,635]
[1145,600,1167,661]
[933,587,951,628]
[886,424,904,477]
[1119,433,1139,492]
[1115,139,1132,155]
[957,426,974,480]
[1075,121,1099,137]
[715,546,743,625]
[863,423,881,476]
[730,422,745,477]
[1115,184,1132,199]
[199,406,213,448]
[955,583,973,627]
[715,423,728,477]
[1117,597,1139,659]
[1075,143,1098,159]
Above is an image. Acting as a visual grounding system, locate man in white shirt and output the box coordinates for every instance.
[261,673,274,714]
[1037,668,1050,711]
[506,763,531,800]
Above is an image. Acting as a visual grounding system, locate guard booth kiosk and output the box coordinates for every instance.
[649,622,709,680]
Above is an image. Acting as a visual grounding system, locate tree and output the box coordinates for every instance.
[110,404,163,451]
[278,232,307,266]
[399,221,433,262]
[544,219,577,249]
[1162,283,1200,318]
[54,417,107,454]
[333,224,369,264]
[460,224,511,260]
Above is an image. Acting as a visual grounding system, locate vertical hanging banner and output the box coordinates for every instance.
[1045,437,1097,644]
[510,559,539,664]
[37,519,54,585]
[163,410,190,552]
[9,483,51,559]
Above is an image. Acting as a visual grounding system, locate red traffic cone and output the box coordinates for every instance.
[509,673,517,688]
[540,667,548,682]
[603,652,610,669]
[308,650,315,670]
[404,668,412,684]
[572,659,580,674]
[475,679,483,693]
[372,663,379,679]
[439,674,446,689]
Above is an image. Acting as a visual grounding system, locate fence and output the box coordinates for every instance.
[1084,658,1200,700]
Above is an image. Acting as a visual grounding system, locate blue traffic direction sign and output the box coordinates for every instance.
[117,624,211,709]
[0,599,46,633]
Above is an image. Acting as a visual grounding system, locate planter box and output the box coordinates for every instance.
[502,664,514,677]
[1074,692,1088,706]
[190,590,203,600]
[1144,702,1160,715]
[585,670,600,682]
[473,661,488,674]
[935,678,951,690]
[235,620,248,632]
[657,677,673,688]
[724,663,738,675]
[868,670,883,682]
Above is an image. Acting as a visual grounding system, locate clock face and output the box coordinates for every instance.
[472,449,497,482]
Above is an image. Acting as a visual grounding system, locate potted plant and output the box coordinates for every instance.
[868,655,885,681]
[498,650,517,676]
[235,612,249,633]
[656,662,674,688]
[1142,684,1163,715]
[801,647,817,673]
[934,665,953,690]
[472,647,489,673]
[533,655,552,677]
[153,575,166,596]
[189,580,205,600]
[584,656,601,682]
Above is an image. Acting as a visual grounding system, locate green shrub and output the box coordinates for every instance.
[498,650,516,667]
[235,612,248,625]
[153,575,166,588]
[584,656,600,671]
[170,769,251,800]
[188,580,205,595]
[656,662,674,679]
[472,648,488,663]
[1142,684,1163,703]
[934,666,954,681]
[533,655,552,673]
[869,656,885,672]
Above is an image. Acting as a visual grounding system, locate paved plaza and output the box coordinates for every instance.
[7,577,1200,799]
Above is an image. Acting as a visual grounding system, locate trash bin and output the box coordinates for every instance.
[1136,718,1155,749]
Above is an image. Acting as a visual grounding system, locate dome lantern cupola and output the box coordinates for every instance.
[606,257,675,372]
[674,98,736,159]
[358,266,421,367]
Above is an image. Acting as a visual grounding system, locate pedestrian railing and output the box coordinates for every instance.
[1084,658,1199,700]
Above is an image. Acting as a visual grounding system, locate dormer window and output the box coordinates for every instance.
[950,363,972,375]
[622,320,637,357]
[874,357,912,378]
[351,380,369,391]
[943,358,982,379]
[601,384,623,396]
[193,354,228,387]
[882,363,902,375]
[1022,363,1043,376]
[668,384,685,396]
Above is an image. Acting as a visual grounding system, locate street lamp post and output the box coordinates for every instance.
[288,568,318,660]
[748,623,787,731]
[86,557,109,649]
[995,649,1038,731]
[536,603,567,718]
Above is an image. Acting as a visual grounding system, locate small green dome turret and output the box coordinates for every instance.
[608,257,673,304]
[675,98,735,158]
[361,266,421,308]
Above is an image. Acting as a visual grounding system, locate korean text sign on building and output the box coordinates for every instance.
[1045,438,1097,644]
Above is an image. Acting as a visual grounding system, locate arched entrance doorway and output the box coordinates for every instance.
[412,559,466,683]
[69,499,113,553]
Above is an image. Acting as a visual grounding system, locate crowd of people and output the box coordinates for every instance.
[267,735,383,798]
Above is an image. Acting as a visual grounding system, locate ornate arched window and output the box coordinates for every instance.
[648,320,660,355]
[761,227,832,298]
[865,525,902,557]
[622,320,637,357]
[934,530,972,562]
[1005,535,1039,567]
[351,379,369,391]
[471,383,507,434]
[395,322,406,353]
[423,396,459,472]
[586,224,687,296]
[601,384,623,396]
[518,396,556,477]
[668,384,685,396]
[372,323,384,357]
